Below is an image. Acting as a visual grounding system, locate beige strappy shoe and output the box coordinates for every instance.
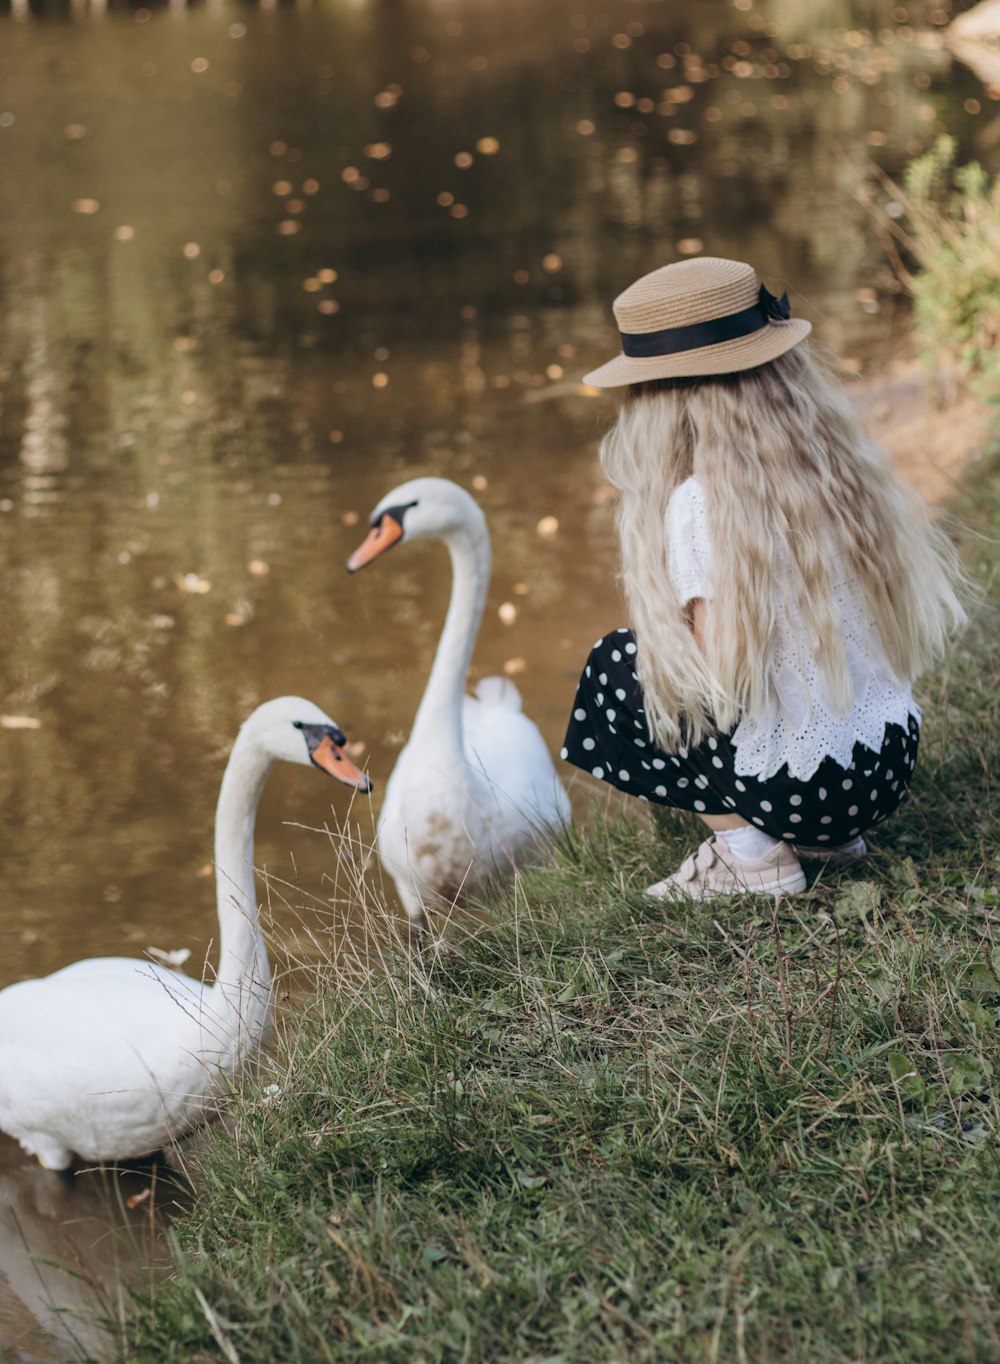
[645,836,807,900]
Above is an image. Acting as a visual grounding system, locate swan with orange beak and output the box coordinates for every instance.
[347,476,570,926]
[0,697,371,1169]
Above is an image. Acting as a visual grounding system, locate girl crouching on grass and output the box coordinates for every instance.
[562,256,966,899]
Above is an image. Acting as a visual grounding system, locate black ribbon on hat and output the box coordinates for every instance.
[620,283,792,359]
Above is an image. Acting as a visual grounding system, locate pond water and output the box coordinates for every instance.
[0,0,992,1355]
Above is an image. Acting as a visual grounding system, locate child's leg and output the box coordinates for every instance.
[700,812,750,832]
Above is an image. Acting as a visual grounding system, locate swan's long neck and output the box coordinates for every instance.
[210,731,272,1033]
[410,518,491,756]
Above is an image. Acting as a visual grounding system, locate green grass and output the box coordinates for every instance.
[121,466,1000,1364]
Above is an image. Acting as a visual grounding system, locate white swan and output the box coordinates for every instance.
[347,476,570,923]
[0,696,370,1170]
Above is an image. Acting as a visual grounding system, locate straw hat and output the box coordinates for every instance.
[582,256,811,388]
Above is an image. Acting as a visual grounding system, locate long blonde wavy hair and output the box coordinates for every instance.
[601,344,967,751]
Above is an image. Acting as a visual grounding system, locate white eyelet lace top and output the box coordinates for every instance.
[666,476,919,782]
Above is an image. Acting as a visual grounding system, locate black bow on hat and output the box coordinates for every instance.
[759,282,791,321]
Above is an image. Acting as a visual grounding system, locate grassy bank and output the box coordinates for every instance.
[123,568,1000,1359]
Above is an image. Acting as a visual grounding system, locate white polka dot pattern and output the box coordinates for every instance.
[563,631,920,846]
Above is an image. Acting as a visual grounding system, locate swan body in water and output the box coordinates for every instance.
[347,477,570,922]
[0,696,370,1170]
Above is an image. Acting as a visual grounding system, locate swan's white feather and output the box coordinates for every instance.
[473,674,523,711]
[463,691,571,839]
[0,959,232,1165]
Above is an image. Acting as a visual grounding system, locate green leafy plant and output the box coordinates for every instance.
[892,136,1000,403]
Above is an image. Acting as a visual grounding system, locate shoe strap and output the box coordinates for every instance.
[678,838,719,884]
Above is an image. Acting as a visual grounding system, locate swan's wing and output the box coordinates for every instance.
[473,675,522,712]
[462,697,571,832]
[0,959,210,1082]
[0,959,225,1160]
[375,682,570,914]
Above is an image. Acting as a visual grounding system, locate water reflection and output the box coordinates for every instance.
[0,0,994,1356]
[0,1137,175,1361]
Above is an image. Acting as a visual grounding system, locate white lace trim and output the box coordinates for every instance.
[665,477,919,783]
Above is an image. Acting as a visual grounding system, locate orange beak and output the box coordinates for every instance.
[310,734,371,792]
[346,513,404,573]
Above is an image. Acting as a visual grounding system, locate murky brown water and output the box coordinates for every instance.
[0,0,992,1355]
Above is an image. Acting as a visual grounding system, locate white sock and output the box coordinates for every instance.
[719,824,782,861]
[832,835,866,855]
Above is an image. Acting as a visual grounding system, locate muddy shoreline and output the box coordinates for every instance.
[851,362,989,505]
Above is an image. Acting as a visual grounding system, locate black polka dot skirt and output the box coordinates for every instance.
[561,629,919,846]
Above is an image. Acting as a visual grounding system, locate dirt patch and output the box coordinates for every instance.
[847,361,991,505]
